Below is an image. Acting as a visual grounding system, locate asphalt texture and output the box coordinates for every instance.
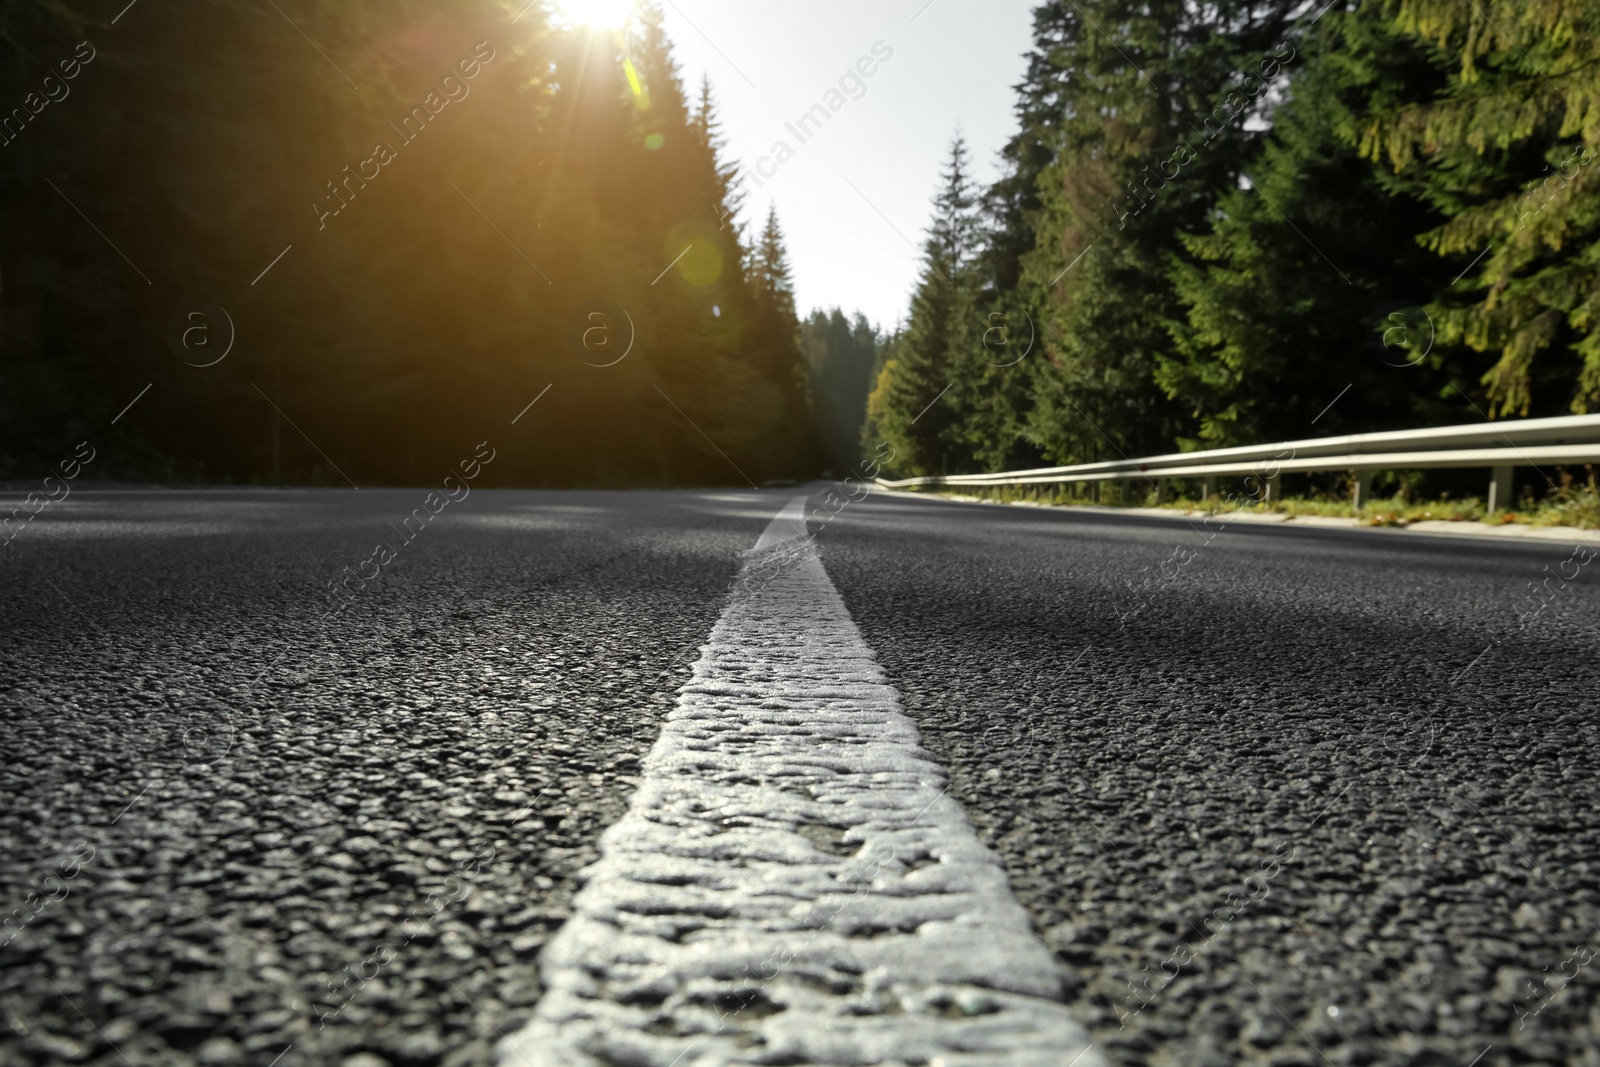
[824,492,1600,1067]
[0,488,782,1067]
[3,486,1598,1067]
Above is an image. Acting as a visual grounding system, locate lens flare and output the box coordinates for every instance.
[556,0,634,28]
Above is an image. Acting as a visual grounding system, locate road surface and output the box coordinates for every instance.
[2,486,1597,1066]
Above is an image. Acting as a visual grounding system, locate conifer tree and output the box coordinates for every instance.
[1018,0,1303,463]
[868,135,981,476]
[744,206,813,474]
[0,0,824,485]
[1365,0,1600,415]
[802,309,880,473]
[1161,7,1470,445]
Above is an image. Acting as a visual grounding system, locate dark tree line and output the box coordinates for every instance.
[800,308,881,477]
[865,0,1600,479]
[0,1,823,486]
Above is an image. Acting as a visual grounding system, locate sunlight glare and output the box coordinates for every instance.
[557,0,634,28]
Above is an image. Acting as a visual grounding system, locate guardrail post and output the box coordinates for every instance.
[1155,477,1168,504]
[1488,465,1514,512]
[1202,475,1217,500]
[1352,470,1372,509]
[1265,472,1282,506]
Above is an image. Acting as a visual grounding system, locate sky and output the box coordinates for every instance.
[654,1,1038,332]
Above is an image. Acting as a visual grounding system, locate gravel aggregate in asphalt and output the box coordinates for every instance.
[6,486,1599,1067]
[823,493,1600,1067]
[0,489,778,1067]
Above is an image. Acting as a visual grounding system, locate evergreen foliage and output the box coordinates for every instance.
[866,0,1600,479]
[0,1,815,485]
[800,308,880,475]
[7,0,1594,485]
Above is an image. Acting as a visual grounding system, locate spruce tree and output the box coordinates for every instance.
[1365,0,1600,415]
[802,309,880,474]
[0,0,824,486]
[1161,5,1470,445]
[744,206,814,475]
[1018,0,1304,464]
[868,135,981,476]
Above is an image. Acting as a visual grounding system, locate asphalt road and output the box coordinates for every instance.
[825,492,1600,1067]
[2,486,1597,1067]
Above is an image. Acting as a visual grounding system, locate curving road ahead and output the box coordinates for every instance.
[1,485,1596,1066]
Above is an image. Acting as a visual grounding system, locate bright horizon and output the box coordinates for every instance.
[658,0,1037,332]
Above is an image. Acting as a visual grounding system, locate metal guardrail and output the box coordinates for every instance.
[875,413,1600,511]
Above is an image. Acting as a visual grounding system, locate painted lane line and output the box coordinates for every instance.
[499,495,1105,1067]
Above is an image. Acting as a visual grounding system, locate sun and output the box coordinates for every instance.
[556,0,635,28]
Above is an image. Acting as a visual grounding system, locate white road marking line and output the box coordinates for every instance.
[499,495,1105,1067]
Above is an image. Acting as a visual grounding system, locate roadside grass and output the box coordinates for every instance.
[918,481,1600,531]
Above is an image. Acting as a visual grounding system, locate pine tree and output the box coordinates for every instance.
[931,3,1085,474]
[750,205,797,318]
[744,206,814,475]
[692,75,745,232]
[802,309,880,473]
[1365,0,1600,415]
[868,135,981,476]
[1018,0,1305,464]
[985,2,1075,296]
[1161,5,1471,445]
[0,0,824,486]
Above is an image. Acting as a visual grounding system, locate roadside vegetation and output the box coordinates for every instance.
[865,0,1600,481]
[923,477,1600,530]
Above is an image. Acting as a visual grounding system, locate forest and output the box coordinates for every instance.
[866,0,1600,492]
[0,0,856,486]
[3,0,1595,491]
